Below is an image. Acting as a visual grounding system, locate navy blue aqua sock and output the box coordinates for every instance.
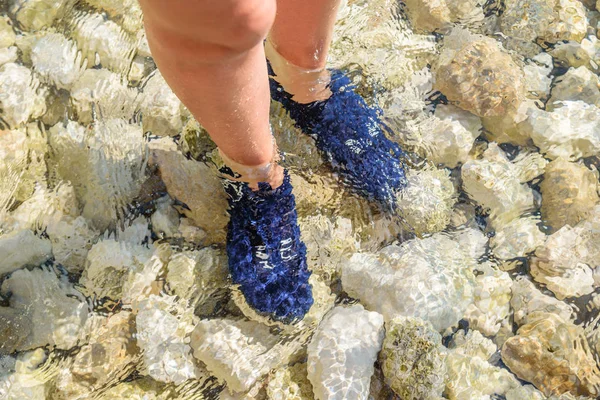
[221,167,313,322]
[269,66,408,211]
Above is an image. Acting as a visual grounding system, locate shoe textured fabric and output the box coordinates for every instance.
[270,67,408,211]
[222,167,313,322]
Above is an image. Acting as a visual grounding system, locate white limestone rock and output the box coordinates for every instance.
[5,183,98,272]
[150,196,180,239]
[510,276,574,326]
[48,119,147,231]
[445,330,520,400]
[481,99,536,146]
[140,72,185,136]
[0,46,18,66]
[549,66,600,110]
[70,68,139,124]
[462,144,538,227]
[464,262,512,336]
[136,294,201,384]
[0,349,49,400]
[190,318,282,393]
[0,267,88,350]
[523,53,553,99]
[0,230,52,276]
[522,101,600,160]
[341,231,478,332]
[80,239,153,299]
[379,316,446,400]
[70,11,137,73]
[9,0,72,31]
[0,63,46,129]
[307,305,384,400]
[396,168,457,236]
[410,114,480,168]
[491,216,546,260]
[31,33,85,90]
[121,244,171,306]
[505,385,546,400]
[266,362,313,400]
[531,209,600,299]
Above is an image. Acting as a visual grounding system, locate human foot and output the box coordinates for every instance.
[268,63,407,211]
[220,164,313,322]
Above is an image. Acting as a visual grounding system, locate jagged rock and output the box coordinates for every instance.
[540,158,599,232]
[481,99,536,146]
[491,216,546,260]
[148,137,228,244]
[165,247,228,314]
[0,349,49,400]
[396,168,456,236]
[9,0,72,31]
[379,316,446,400]
[70,11,137,73]
[53,312,139,399]
[463,262,512,336]
[502,312,600,397]
[307,305,384,400]
[523,53,553,99]
[522,101,600,160]
[500,0,588,44]
[1,267,88,350]
[121,243,171,306]
[342,231,478,331]
[462,144,539,226]
[266,363,314,400]
[548,67,600,110]
[83,0,143,33]
[6,183,98,273]
[401,0,484,33]
[0,230,52,276]
[0,63,46,129]
[190,318,282,393]
[31,33,84,90]
[80,239,153,299]
[446,330,520,399]
[434,28,526,118]
[510,276,574,326]
[48,119,147,231]
[531,208,600,299]
[136,294,201,384]
[96,378,170,400]
[140,72,185,136]
[0,46,18,66]
[505,385,546,400]
[70,68,139,124]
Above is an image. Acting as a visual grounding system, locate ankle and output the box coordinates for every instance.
[265,38,332,104]
[218,144,284,190]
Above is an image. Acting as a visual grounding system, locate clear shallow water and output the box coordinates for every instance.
[1,0,600,399]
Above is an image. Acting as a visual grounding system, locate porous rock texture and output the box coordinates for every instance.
[306,305,384,400]
[502,313,600,397]
[379,316,446,400]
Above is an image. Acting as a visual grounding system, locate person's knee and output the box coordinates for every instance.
[223,0,276,53]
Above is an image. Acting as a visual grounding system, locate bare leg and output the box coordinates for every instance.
[139,0,278,175]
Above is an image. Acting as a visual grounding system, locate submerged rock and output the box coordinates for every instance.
[0,267,89,351]
[522,101,600,160]
[83,0,143,33]
[502,313,600,397]
[446,330,520,399]
[0,230,52,276]
[0,307,32,356]
[379,316,446,400]
[9,0,72,31]
[140,72,185,137]
[266,362,313,400]
[540,158,599,233]
[306,305,384,400]
[31,33,85,90]
[396,168,456,236]
[434,28,525,118]
[0,63,46,129]
[342,231,478,331]
[510,276,574,326]
[548,66,600,110]
[0,349,50,400]
[491,216,546,260]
